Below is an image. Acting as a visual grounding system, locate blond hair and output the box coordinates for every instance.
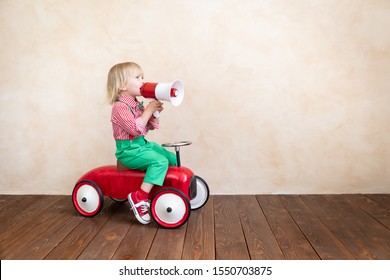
[106,62,144,104]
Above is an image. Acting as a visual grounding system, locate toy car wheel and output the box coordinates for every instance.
[150,188,191,229]
[190,176,210,210]
[72,180,104,217]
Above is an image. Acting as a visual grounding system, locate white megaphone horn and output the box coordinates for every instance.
[140,80,184,118]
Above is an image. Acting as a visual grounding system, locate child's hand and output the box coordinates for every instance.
[147,100,164,113]
[142,100,164,122]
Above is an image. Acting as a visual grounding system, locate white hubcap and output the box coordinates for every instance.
[154,193,186,224]
[77,184,100,213]
[190,179,208,209]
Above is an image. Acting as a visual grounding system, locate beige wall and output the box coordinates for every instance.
[1,0,389,194]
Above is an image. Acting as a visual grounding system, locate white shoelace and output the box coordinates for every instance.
[132,201,150,215]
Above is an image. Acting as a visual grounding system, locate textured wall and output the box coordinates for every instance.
[1,0,389,194]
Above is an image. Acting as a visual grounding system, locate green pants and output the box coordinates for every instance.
[115,136,177,186]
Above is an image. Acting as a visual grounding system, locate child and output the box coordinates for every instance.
[106,62,177,224]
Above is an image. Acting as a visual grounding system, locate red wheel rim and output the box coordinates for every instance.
[151,188,190,228]
[72,181,103,217]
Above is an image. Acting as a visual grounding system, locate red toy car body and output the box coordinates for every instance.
[72,142,209,229]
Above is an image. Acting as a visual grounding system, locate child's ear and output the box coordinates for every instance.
[119,84,126,91]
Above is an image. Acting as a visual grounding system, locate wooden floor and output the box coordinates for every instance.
[0,194,389,260]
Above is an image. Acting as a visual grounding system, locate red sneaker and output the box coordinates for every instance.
[128,192,150,224]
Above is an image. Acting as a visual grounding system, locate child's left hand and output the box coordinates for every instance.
[156,102,164,112]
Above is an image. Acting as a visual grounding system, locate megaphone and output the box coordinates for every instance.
[140,80,184,117]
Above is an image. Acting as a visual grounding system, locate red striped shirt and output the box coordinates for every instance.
[111,94,159,140]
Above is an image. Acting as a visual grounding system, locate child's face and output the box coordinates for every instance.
[122,73,144,97]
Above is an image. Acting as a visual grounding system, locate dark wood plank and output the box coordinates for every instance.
[362,194,390,229]
[323,195,390,259]
[235,195,284,259]
[0,195,63,242]
[182,196,215,260]
[214,195,250,260]
[147,224,188,260]
[280,195,355,260]
[0,195,22,210]
[77,202,132,260]
[0,196,69,259]
[367,194,390,208]
[11,197,85,259]
[301,195,386,259]
[0,195,39,219]
[45,197,119,260]
[111,219,158,260]
[257,195,319,260]
[0,194,388,260]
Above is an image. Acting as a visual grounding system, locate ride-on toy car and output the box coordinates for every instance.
[72,141,209,229]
